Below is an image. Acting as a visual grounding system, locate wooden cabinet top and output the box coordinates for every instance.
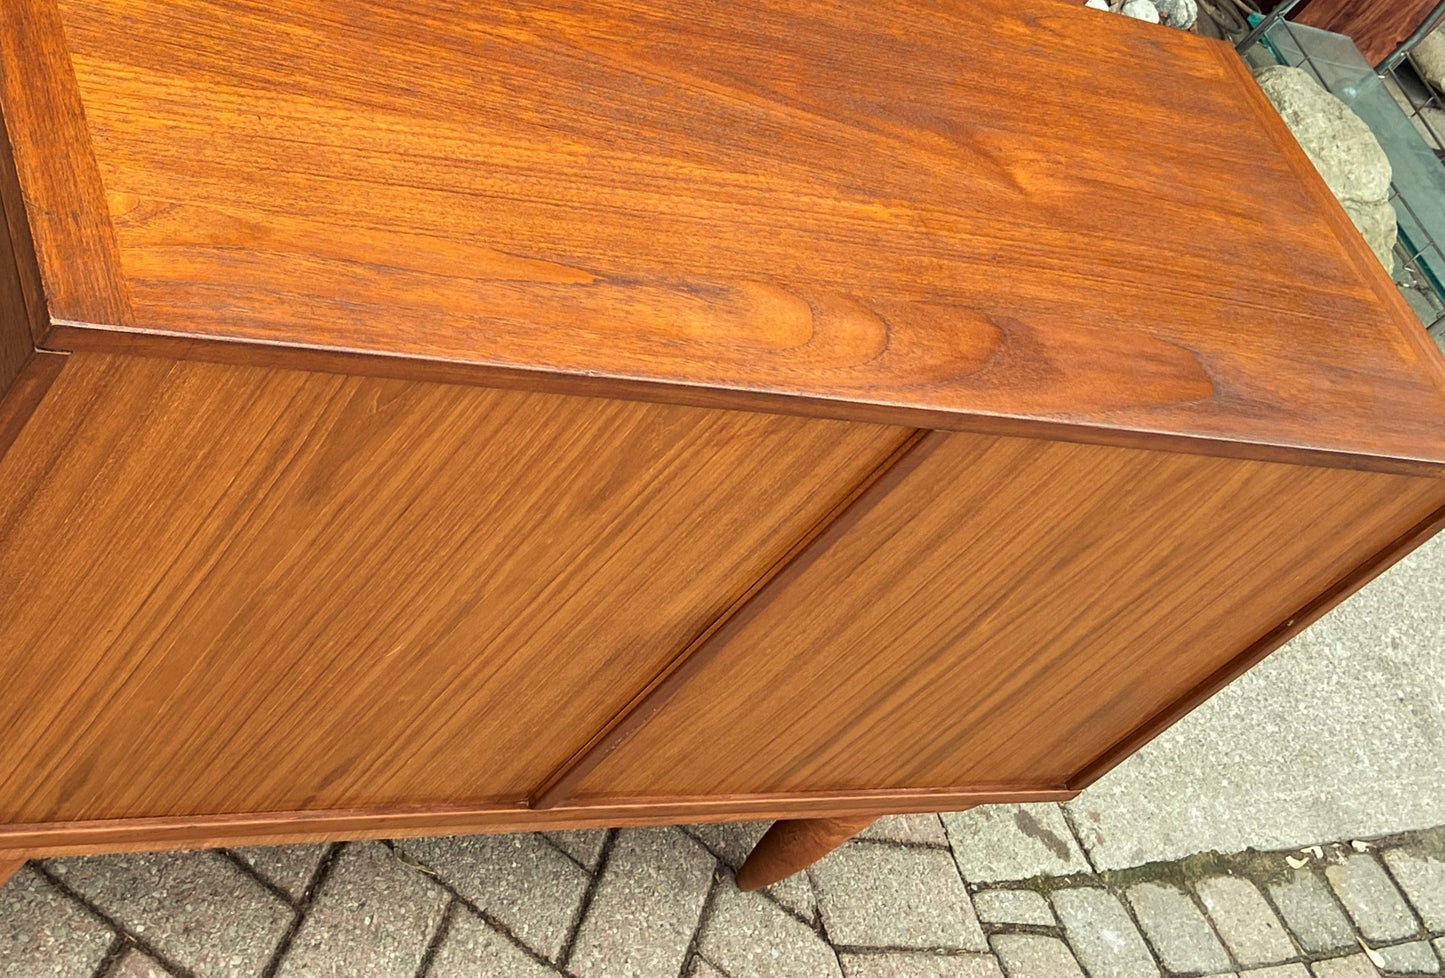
[4,0,1445,471]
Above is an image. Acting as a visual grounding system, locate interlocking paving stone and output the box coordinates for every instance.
[813,843,986,951]
[229,844,328,901]
[700,877,844,978]
[46,850,291,978]
[1370,940,1440,975]
[543,830,609,872]
[858,815,951,847]
[1194,876,1297,967]
[1239,965,1309,978]
[112,949,172,977]
[685,821,818,922]
[990,934,1085,978]
[840,951,1006,978]
[1125,882,1232,975]
[277,842,446,978]
[0,866,113,978]
[1325,855,1419,944]
[1310,954,1379,978]
[944,805,1091,883]
[1050,887,1159,978]
[1268,870,1357,954]
[568,827,715,978]
[973,889,1055,927]
[428,908,560,978]
[399,832,589,962]
[1382,848,1445,931]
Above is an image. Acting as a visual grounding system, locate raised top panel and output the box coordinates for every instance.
[4,0,1445,468]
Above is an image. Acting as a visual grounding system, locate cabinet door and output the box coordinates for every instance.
[0,352,906,823]
[567,431,1445,802]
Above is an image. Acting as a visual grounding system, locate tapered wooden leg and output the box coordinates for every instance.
[0,858,24,889]
[735,815,876,891]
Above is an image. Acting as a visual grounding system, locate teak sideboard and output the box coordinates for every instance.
[2,0,1445,891]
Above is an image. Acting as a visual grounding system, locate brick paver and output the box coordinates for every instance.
[398,833,588,963]
[427,909,560,978]
[229,844,329,901]
[567,827,714,978]
[699,876,843,978]
[812,844,985,950]
[1125,881,1233,975]
[6,821,1445,978]
[1268,870,1359,954]
[1383,846,1445,931]
[685,821,817,923]
[1194,875,1297,967]
[1324,854,1420,944]
[275,841,447,978]
[973,888,1055,927]
[1051,886,1158,978]
[0,866,113,978]
[990,934,1085,978]
[839,951,1005,978]
[46,850,292,978]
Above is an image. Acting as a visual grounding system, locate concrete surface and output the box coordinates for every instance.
[1067,532,1445,872]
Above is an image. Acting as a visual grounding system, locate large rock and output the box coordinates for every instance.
[1254,65,1397,267]
[1119,0,1160,24]
[1153,0,1198,30]
[1411,26,1445,93]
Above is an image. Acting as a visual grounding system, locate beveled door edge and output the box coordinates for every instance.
[528,427,944,809]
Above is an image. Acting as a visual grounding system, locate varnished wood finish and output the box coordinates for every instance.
[533,429,943,808]
[0,858,22,890]
[570,433,1445,800]
[1070,497,1445,789]
[1293,0,1440,64]
[1,0,1445,872]
[0,0,130,329]
[736,816,877,891]
[0,0,1436,469]
[0,787,1075,860]
[0,352,906,823]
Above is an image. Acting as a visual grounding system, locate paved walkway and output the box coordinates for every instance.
[4,817,1445,977]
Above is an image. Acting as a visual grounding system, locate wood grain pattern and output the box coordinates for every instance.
[0,0,1436,469]
[1293,0,1440,64]
[570,431,1445,800]
[0,104,40,398]
[0,351,906,824]
[533,429,944,808]
[0,786,1075,859]
[1069,495,1445,788]
[0,0,130,329]
[0,858,22,889]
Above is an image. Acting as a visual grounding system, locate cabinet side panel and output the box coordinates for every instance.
[572,433,1445,799]
[0,352,907,823]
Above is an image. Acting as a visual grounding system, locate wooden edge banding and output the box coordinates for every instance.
[1068,495,1445,790]
[1210,42,1445,396]
[48,320,1445,478]
[0,786,1074,860]
[529,427,944,808]
[0,349,64,463]
[0,0,132,332]
[0,98,47,348]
